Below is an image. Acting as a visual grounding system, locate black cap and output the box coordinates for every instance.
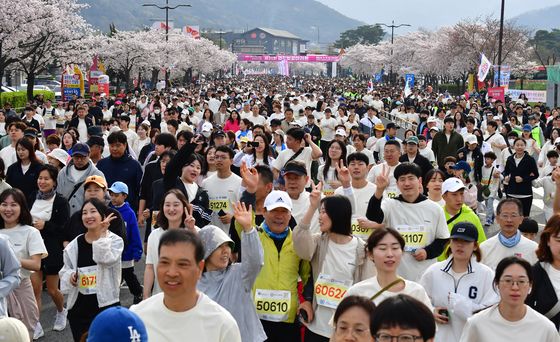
[518,218,538,234]
[386,122,397,130]
[450,222,478,242]
[214,130,226,137]
[119,115,131,122]
[24,128,37,138]
[281,161,307,176]
[88,126,103,137]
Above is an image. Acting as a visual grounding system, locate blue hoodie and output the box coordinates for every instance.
[110,201,143,262]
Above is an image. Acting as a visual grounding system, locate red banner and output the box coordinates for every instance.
[487,87,505,103]
[237,54,340,63]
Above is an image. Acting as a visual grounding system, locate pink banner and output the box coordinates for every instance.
[487,87,505,103]
[237,54,340,63]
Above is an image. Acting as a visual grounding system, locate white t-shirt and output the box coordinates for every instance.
[309,237,358,338]
[30,197,55,222]
[0,225,47,278]
[131,292,241,342]
[320,117,338,141]
[485,133,506,165]
[419,146,436,163]
[246,114,266,126]
[345,276,433,308]
[77,118,88,143]
[0,145,17,167]
[381,198,450,281]
[146,228,166,295]
[272,146,313,179]
[460,305,559,342]
[544,263,560,299]
[480,234,538,270]
[355,148,375,166]
[201,173,242,233]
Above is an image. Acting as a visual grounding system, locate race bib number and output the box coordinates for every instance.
[351,217,370,239]
[386,191,398,199]
[396,225,427,252]
[77,265,98,295]
[151,210,159,227]
[254,289,291,322]
[315,274,351,309]
[209,199,229,211]
[322,183,335,197]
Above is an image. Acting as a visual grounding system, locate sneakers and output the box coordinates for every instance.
[52,308,68,332]
[133,295,143,304]
[33,322,44,340]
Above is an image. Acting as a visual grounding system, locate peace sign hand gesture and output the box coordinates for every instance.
[309,181,323,209]
[375,164,390,192]
[101,213,117,236]
[335,159,351,188]
[240,161,259,194]
[183,205,196,232]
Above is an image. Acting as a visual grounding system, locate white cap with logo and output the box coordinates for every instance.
[264,191,293,212]
[442,177,466,194]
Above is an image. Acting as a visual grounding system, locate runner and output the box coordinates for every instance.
[331,296,376,342]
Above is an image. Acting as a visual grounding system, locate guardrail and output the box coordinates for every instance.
[380,110,419,132]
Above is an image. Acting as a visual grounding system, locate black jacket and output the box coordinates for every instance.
[6,161,42,207]
[503,152,539,196]
[68,116,94,131]
[399,153,434,179]
[526,262,560,329]
[456,146,484,182]
[35,195,70,268]
[63,206,127,247]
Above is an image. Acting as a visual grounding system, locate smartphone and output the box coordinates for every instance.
[249,141,259,148]
[439,309,449,319]
[298,309,308,323]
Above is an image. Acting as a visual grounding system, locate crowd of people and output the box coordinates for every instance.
[0,75,560,341]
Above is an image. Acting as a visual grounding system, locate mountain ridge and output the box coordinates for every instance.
[80,0,365,43]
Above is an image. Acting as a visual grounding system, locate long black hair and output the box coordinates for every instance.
[323,140,347,182]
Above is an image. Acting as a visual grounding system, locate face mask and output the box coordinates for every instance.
[508,139,515,145]
[202,131,211,138]
[154,109,161,114]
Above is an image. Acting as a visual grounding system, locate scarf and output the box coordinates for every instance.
[36,188,56,201]
[498,230,521,248]
[262,222,289,240]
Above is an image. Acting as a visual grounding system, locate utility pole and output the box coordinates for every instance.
[143,0,191,89]
[497,0,505,87]
[377,21,411,85]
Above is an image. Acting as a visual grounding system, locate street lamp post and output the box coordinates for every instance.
[496,0,505,87]
[377,20,411,85]
[143,0,191,89]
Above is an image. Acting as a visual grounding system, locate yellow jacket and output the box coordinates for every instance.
[252,228,311,323]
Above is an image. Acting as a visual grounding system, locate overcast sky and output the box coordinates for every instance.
[317,0,558,31]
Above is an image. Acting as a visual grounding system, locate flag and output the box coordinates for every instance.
[152,21,173,31]
[404,78,411,97]
[367,80,373,92]
[184,25,200,39]
[477,53,492,82]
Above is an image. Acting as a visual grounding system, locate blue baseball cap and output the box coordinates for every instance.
[522,124,532,131]
[87,306,147,342]
[108,181,129,195]
[451,160,471,174]
[71,142,90,156]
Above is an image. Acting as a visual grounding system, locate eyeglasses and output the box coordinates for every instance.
[375,333,424,342]
[498,214,521,220]
[500,278,530,287]
[335,325,370,338]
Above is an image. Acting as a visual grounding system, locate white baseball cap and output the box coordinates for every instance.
[493,115,502,121]
[335,128,347,137]
[201,122,213,132]
[442,177,466,194]
[47,148,70,166]
[427,117,437,123]
[264,191,293,212]
[465,134,478,145]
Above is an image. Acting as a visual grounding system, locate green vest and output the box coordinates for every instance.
[531,126,542,148]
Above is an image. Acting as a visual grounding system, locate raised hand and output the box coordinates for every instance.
[184,205,196,232]
[335,159,351,188]
[100,213,116,236]
[240,161,259,193]
[309,181,323,209]
[232,202,253,232]
[375,164,390,191]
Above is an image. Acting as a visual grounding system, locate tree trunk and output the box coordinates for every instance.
[124,69,131,91]
[27,72,36,101]
[151,68,159,90]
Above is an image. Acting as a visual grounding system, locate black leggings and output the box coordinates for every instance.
[261,320,300,342]
[68,302,119,342]
[122,266,143,297]
[506,195,532,217]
